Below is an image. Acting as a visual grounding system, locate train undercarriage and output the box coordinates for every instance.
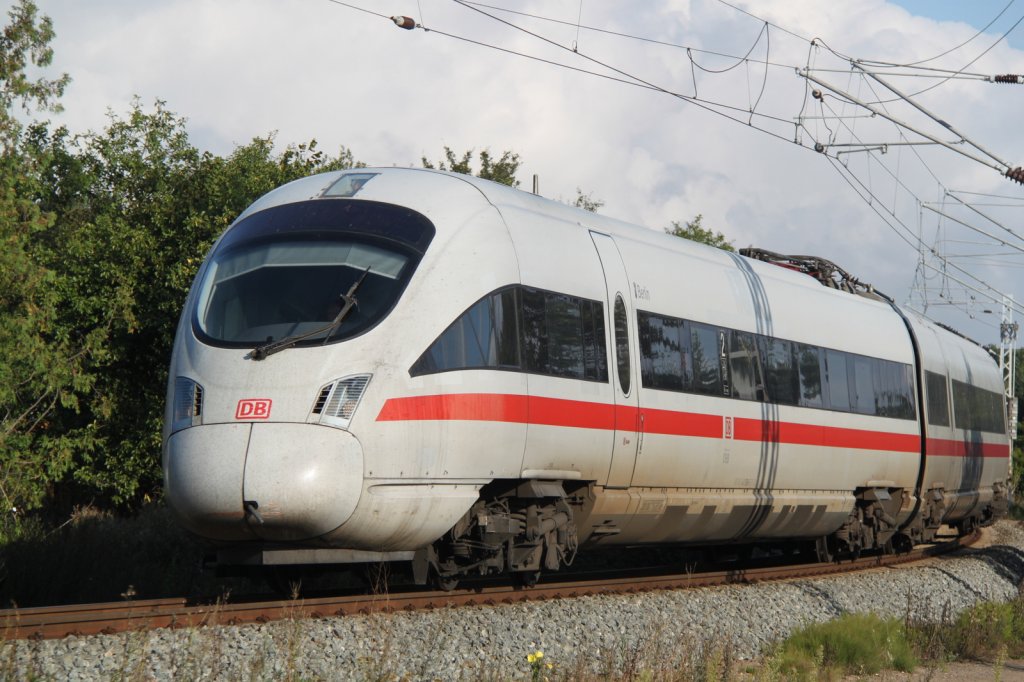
[412,480,1004,590]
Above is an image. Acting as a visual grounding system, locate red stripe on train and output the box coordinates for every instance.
[377,393,955,454]
[927,438,1009,459]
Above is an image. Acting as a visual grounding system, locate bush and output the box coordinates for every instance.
[771,613,917,679]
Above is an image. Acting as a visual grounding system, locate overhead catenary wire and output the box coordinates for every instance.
[325,1,1022,328]
[460,0,805,72]
[856,9,1024,103]
[445,0,806,148]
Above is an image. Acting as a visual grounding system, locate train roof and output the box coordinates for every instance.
[231,167,999,376]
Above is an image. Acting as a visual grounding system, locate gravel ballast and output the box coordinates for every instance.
[7,521,1024,680]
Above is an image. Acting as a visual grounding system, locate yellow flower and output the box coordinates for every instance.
[527,650,544,664]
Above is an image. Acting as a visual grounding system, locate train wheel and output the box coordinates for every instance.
[516,570,541,588]
[814,537,835,563]
[433,572,460,592]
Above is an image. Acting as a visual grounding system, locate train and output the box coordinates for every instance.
[162,167,1011,588]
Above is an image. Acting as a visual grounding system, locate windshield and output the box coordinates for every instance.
[192,199,434,348]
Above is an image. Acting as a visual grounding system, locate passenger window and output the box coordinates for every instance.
[614,295,631,394]
[580,300,608,381]
[874,359,915,419]
[850,355,876,415]
[952,379,1006,434]
[729,330,761,401]
[411,289,519,374]
[825,349,851,412]
[639,312,690,391]
[691,322,722,396]
[760,337,798,405]
[542,293,585,379]
[411,286,607,381]
[796,344,823,408]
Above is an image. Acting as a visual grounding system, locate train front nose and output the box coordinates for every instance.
[165,423,363,542]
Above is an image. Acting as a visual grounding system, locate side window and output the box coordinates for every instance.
[850,354,876,415]
[796,344,823,408]
[874,359,916,419]
[952,379,1006,434]
[580,299,608,381]
[542,293,585,379]
[410,288,519,375]
[614,295,631,394]
[729,330,761,401]
[760,337,798,405]
[925,370,950,427]
[825,349,851,412]
[639,312,690,391]
[691,322,723,396]
[411,286,607,381]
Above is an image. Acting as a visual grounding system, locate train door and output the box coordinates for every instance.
[589,231,640,488]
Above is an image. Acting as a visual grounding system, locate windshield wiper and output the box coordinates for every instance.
[247,266,371,361]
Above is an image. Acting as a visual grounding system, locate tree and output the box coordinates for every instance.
[664,214,735,252]
[573,187,604,213]
[422,146,521,187]
[0,1,77,515]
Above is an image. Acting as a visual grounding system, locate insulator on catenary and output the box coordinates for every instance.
[391,15,416,29]
[1006,166,1024,185]
[993,74,1023,84]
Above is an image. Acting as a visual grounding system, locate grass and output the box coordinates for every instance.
[766,613,918,680]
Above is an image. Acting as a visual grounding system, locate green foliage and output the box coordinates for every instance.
[771,613,917,679]
[573,187,604,213]
[908,599,1024,662]
[665,214,735,252]
[422,146,521,187]
[0,0,68,122]
[0,1,78,514]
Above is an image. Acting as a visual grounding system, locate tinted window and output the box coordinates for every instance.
[850,355,876,415]
[952,379,1006,434]
[691,322,723,396]
[543,293,586,378]
[796,344,823,408]
[925,370,950,427]
[874,360,916,419]
[761,337,798,405]
[639,312,691,391]
[729,331,761,401]
[411,286,607,381]
[412,289,518,374]
[825,350,851,412]
[614,295,631,394]
[632,312,915,421]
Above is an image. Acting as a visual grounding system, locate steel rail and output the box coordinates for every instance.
[1,530,979,641]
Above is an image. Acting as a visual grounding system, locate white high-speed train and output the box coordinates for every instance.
[163,168,1011,586]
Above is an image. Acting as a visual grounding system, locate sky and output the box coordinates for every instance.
[18,0,1024,347]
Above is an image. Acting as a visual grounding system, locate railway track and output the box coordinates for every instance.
[2,531,978,641]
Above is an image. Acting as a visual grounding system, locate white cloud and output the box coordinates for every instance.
[29,0,1024,342]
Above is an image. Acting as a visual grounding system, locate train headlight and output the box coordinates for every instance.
[171,377,204,433]
[311,374,371,429]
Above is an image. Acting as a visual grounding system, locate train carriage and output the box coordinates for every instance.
[163,167,1011,586]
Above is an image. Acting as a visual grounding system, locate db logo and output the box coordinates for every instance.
[236,398,272,420]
